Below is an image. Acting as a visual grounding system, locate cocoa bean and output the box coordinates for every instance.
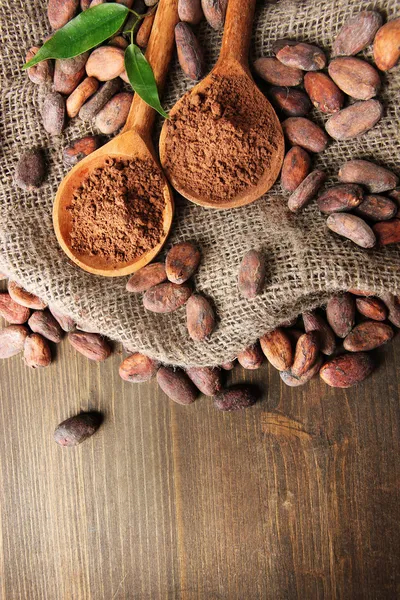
[157,366,198,405]
[49,305,76,332]
[8,281,47,310]
[348,288,375,296]
[0,325,29,358]
[15,148,46,191]
[373,219,400,246]
[166,241,201,284]
[63,136,102,166]
[28,310,63,343]
[271,39,297,56]
[304,72,344,114]
[119,352,159,382]
[326,213,376,248]
[343,321,393,352]
[201,0,227,30]
[333,10,383,57]
[253,58,303,87]
[380,293,400,328]
[54,412,103,447]
[143,282,192,313]
[280,355,323,387]
[259,328,293,371]
[175,22,205,80]
[355,297,388,321]
[373,17,400,71]
[303,311,336,355]
[25,47,54,85]
[66,76,99,118]
[68,331,111,361]
[48,0,79,29]
[326,293,355,338]
[0,293,30,324]
[320,352,375,388]
[281,146,311,192]
[338,160,399,193]
[186,294,215,341]
[24,333,52,368]
[186,366,222,396]
[317,184,364,214]
[220,361,235,370]
[268,87,311,117]
[86,47,125,81]
[328,57,381,100]
[54,61,85,94]
[238,250,266,299]
[126,263,167,293]
[81,0,91,8]
[276,42,326,71]
[291,331,320,377]
[287,170,326,212]
[354,195,397,222]
[325,99,383,140]
[282,117,328,153]
[57,52,90,74]
[136,9,156,47]
[95,92,133,134]
[178,0,203,25]
[79,79,122,122]
[213,386,257,411]
[388,188,400,204]
[42,92,66,135]
[108,36,129,50]
[237,344,264,370]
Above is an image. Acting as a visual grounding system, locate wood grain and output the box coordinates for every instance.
[0,288,399,598]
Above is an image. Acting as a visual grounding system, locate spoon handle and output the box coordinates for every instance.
[217,0,257,67]
[123,0,179,137]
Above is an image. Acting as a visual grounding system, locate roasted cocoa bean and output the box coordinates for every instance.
[317,184,364,214]
[24,333,52,368]
[166,241,201,284]
[8,282,47,310]
[238,250,266,299]
[0,293,30,324]
[281,146,311,192]
[380,293,400,328]
[320,352,375,387]
[186,366,222,396]
[338,160,399,193]
[291,331,319,377]
[213,386,257,411]
[388,188,400,204]
[0,325,29,358]
[272,39,297,56]
[343,321,393,352]
[328,57,381,100]
[325,99,383,141]
[268,87,311,117]
[354,195,397,221]
[178,0,203,25]
[119,352,159,382]
[66,76,99,118]
[288,170,326,212]
[126,263,167,292]
[237,344,264,370]
[333,10,383,57]
[68,331,111,361]
[15,148,46,191]
[280,355,323,387]
[79,79,121,121]
[326,213,376,248]
[48,0,79,29]
[157,366,198,405]
[42,92,66,135]
[28,310,63,343]
[373,17,400,71]
[253,58,303,87]
[63,136,102,166]
[58,52,90,74]
[201,0,227,30]
[25,47,54,85]
[326,293,355,338]
[49,305,76,332]
[175,22,205,80]
[136,9,156,47]
[355,297,388,321]
[108,35,129,49]
[259,328,293,371]
[54,412,103,447]
[373,219,400,245]
[304,72,344,114]
[54,61,85,94]
[348,288,375,296]
[86,47,125,81]
[282,117,328,153]
[143,282,192,313]
[95,92,133,134]
[303,311,336,355]
[276,42,326,71]
[186,294,216,341]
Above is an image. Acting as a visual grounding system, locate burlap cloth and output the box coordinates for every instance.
[0,0,399,367]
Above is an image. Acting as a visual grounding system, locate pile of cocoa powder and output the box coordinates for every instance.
[162,74,279,203]
[68,158,165,263]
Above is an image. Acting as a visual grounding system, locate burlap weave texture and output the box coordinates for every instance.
[0,0,399,367]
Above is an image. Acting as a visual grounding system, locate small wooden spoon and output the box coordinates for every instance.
[53,0,179,277]
[159,0,284,209]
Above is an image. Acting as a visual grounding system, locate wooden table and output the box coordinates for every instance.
[0,305,399,599]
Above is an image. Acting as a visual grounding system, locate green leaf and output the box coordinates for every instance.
[124,44,169,119]
[22,4,129,69]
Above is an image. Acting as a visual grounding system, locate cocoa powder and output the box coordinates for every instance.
[163,74,280,203]
[68,158,165,262]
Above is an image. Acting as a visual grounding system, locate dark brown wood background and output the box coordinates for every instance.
[0,288,399,599]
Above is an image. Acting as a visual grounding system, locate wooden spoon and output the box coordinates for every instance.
[159,0,284,209]
[53,0,179,277]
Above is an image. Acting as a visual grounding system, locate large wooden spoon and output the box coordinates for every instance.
[53,0,179,277]
[159,0,284,209]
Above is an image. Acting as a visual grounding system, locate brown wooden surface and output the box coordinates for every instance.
[0,290,399,599]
